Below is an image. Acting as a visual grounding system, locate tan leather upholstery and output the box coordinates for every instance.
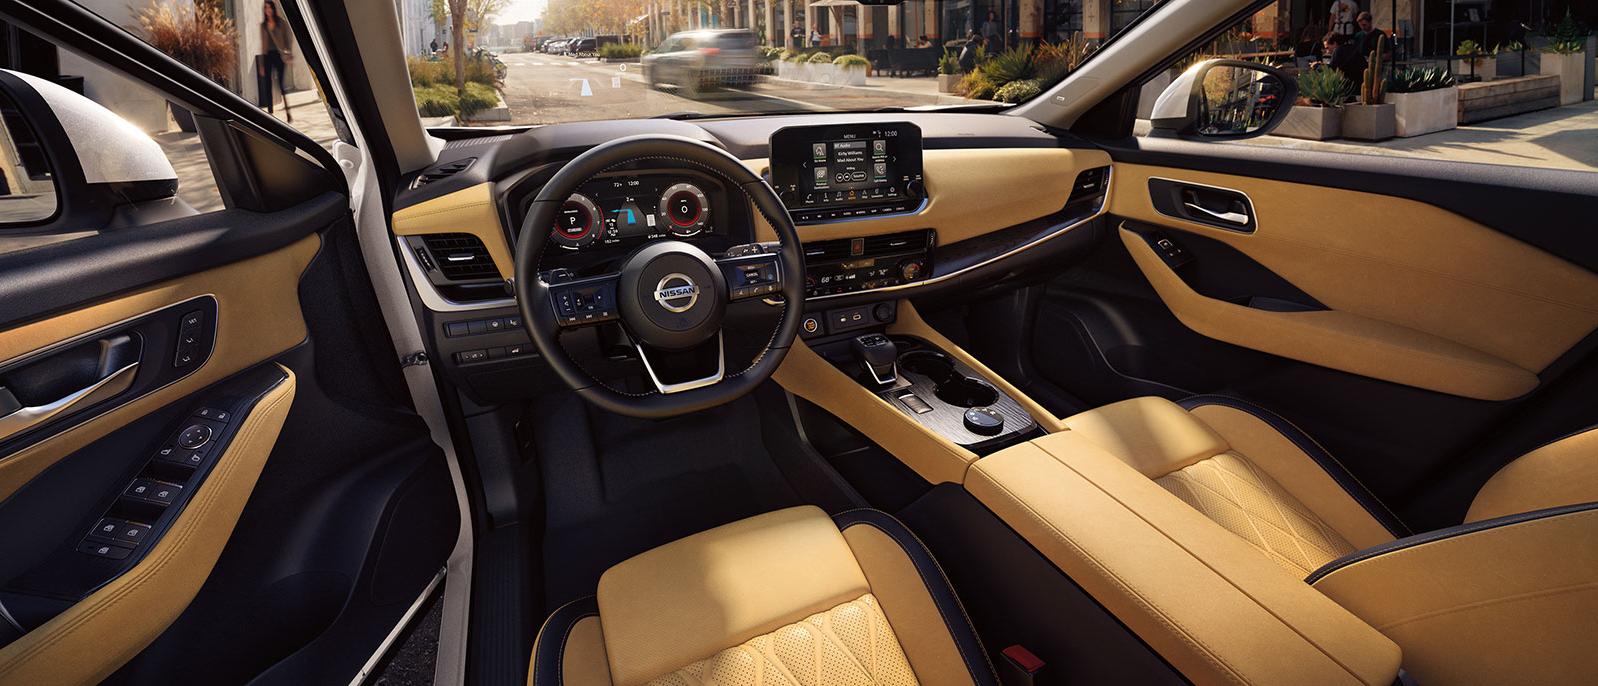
[0,368,296,685]
[648,593,917,686]
[1311,505,1598,686]
[1467,427,1598,522]
[531,506,994,686]
[966,432,1403,685]
[1063,397,1395,573]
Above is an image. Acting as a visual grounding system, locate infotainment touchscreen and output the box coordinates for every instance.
[769,122,924,221]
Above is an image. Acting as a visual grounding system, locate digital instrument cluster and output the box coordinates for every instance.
[549,173,718,251]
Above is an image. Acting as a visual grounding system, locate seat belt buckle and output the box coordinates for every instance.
[1000,644,1045,686]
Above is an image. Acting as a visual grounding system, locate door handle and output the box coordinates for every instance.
[1183,201,1250,226]
[0,361,138,442]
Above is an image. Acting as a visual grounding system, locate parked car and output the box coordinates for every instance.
[641,29,761,97]
[566,37,597,57]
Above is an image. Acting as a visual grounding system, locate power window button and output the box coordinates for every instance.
[77,540,132,560]
[125,479,183,507]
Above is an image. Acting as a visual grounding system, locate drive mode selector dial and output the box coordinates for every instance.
[552,194,601,249]
[660,183,710,236]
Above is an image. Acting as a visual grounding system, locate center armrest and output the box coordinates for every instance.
[965,431,1401,686]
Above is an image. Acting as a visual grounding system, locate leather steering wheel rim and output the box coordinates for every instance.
[514,134,805,419]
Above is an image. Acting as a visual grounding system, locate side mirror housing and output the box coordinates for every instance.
[1149,59,1298,140]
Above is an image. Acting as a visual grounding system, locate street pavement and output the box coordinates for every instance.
[495,52,960,124]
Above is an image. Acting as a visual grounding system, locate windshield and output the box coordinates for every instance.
[403,0,1164,125]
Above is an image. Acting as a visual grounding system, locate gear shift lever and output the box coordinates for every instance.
[851,334,898,387]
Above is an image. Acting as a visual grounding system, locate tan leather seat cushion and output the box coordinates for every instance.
[1467,428,1598,522]
[554,506,984,686]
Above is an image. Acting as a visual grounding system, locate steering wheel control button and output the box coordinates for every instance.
[124,479,183,507]
[963,407,1006,436]
[551,278,620,326]
[176,424,213,449]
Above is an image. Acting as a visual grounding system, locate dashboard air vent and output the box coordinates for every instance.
[411,157,476,189]
[420,233,498,282]
[862,231,929,254]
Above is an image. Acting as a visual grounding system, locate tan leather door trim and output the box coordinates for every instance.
[1111,163,1598,400]
[392,182,514,281]
[0,236,317,499]
[1121,227,1538,400]
[0,367,296,685]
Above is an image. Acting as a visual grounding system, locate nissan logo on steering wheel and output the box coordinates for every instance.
[653,273,700,313]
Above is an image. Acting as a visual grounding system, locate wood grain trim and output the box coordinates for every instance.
[1111,163,1598,378]
[744,148,1113,244]
[887,301,1067,433]
[0,236,317,499]
[1121,227,1538,400]
[774,337,977,485]
[391,182,514,281]
[0,367,296,685]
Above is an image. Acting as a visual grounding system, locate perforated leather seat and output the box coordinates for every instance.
[529,506,998,686]
[1060,396,1598,684]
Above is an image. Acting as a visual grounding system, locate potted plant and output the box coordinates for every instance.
[1344,43,1396,141]
[1453,39,1495,81]
[833,54,870,86]
[1386,66,1458,137]
[1278,68,1349,140]
[937,51,959,92]
[136,0,237,133]
[1540,12,1590,105]
[806,51,835,83]
[1495,40,1528,78]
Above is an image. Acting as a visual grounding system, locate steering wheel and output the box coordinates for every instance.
[514,135,805,419]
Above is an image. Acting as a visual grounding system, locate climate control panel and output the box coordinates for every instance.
[801,229,934,299]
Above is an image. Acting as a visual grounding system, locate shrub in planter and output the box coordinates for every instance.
[1279,68,1349,140]
[994,79,1041,103]
[136,0,236,132]
[807,51,836,83]
[937,51,959,92]
[1385,67,1457,137]
[958,71,996,100]
[1541,14,1590,105]
[833,54,870,86]
[1454,39,1495,81]
[982,46,1036,89]
[598,43,643,60]
[1345,43,1395,141]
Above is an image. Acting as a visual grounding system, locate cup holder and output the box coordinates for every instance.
[898,351,956,384]
[935,377,999,408]
[899,350,999,408]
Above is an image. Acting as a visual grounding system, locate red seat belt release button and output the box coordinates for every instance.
[1000,644,1045,685]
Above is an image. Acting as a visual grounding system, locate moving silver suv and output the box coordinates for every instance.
[642,29,760,98]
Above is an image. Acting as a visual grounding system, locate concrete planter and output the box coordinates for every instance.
[1342,103,1396,141]
[808,63,836,84]
[777,61,801,79]
[937,73,958,92]
[837,64,867,86]
[1454,58,1495,82]
[1389,88,1459,137]
[1277,104,1342,140]
[1541,51,1587,105]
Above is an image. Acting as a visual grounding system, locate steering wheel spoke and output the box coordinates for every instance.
[545,272,621,329]
[633,333,726,394]
[716,252,785,303]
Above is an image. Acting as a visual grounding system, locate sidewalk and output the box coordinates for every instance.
[155,88,337,213]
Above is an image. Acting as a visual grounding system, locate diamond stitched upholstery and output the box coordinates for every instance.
[646,594,918,686]
[1156,452,1356,576]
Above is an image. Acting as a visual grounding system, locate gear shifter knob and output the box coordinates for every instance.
[852,334,898,387]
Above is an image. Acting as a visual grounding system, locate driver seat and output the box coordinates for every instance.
[529,506,999,686]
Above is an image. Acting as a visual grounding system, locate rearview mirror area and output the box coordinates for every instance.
[1149,59,1298,141]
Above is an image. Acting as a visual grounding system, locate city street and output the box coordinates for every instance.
[495,52,960,124]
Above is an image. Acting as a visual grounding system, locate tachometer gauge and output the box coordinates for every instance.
[552,194,601,249]
[659,183,710,237]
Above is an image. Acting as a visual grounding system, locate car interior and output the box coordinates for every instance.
[0,0,1593,684]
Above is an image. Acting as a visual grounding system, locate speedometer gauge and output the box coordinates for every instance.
[552,194,601,249]
[659,183,710,237]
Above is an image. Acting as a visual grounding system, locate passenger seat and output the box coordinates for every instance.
[1060,396,1598,685]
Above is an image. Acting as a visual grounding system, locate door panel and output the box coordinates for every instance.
[0,236,317,499]
[1108,163,1598,400]
[0,367,294,685]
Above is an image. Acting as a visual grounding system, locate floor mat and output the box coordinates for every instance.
[533,391,805,607]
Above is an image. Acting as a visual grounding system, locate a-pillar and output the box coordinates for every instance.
[1082,0,1110,44]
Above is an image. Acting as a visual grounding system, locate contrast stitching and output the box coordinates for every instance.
[532,595,599,686]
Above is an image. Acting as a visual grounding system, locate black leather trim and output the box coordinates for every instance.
[529,595,600,686]
[1179,394,1412,538]
[833,508,1001,686]
[1305,501,1598,585]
